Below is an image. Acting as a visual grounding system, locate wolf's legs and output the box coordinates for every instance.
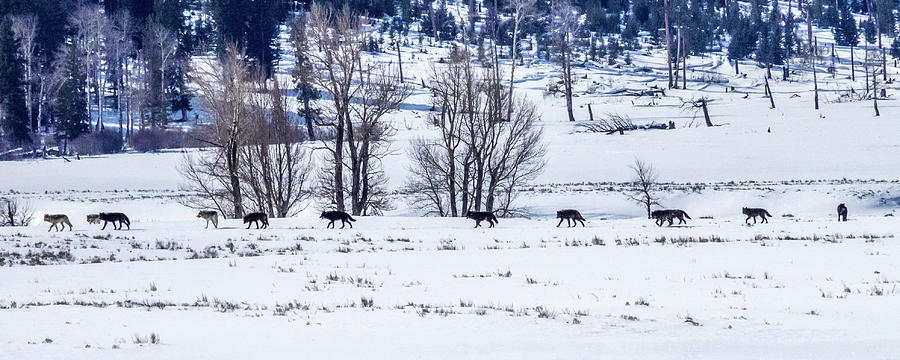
[346,219,352,229]
[474,220,481,228]
[48,223,54,232]
[246,222,252,229]
[101,221,108,230]
[205,220,210,229]
[66,221,73,231]
[578,219,585,227]
[745,216,752,224]
[556,218,565,227]
[488,220,495,228]
[761,216,767,223]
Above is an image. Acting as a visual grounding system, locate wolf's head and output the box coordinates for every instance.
[43,214,52,221]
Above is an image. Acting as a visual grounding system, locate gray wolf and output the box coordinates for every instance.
[320,211,356,229]
[243,212,269,229]
[43,214,73,232]
[466,211,498,228]
[742,207,772,224]
[197,211,219,229]
[556,209,586,227]
[651,209,691,226]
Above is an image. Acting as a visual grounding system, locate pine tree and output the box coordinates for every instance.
[833,0,859,46]
[891,36,900,59]
[757,0,785,66]
[860,19,876,44]
[290,13,320,141]
[54,43,90,145]
[728,15,757,73]
[0,18,30,145]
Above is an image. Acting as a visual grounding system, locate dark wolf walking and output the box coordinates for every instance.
[651,209,691,226]
[320,211,356,229]
[466,211,498,228]
[742,207,772,224]
[43,214,73,232]
[837,203,848,222]
[556,209,586,227]
[243,212,269,229]
[89,212,131,230]
[197,211,219,229]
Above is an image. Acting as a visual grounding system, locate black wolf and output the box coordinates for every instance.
[651,209,691,226]
[837,203,848,222]
[466,211,498,228]
[92,212,131,230]
[320,211,356,229]
[197,211,219,229]
[742,207,772,224]
[43,214,73,232]
[243,212,269,229]
[556,209,586,227]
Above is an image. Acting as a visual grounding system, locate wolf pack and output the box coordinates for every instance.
[40,203,851,232]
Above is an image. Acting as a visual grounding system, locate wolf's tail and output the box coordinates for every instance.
[348,216,356,222]
[764,210,773,217]
[682,211,691,219]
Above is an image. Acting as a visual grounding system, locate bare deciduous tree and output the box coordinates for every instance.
[550,0,579,122]
[10,15,38,133]
[181,45,253,218]
[0,198,34,227]
[407,49,546,217]
[506,0,535,122]
[240,77,314,217]
[307,2,410,216]
[69,4,110,131]
[627,158,661,219]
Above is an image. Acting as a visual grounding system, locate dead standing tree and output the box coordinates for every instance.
[628,158,661,219]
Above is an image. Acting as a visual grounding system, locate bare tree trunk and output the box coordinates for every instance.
[674,26,681,88]
[765,76,775,108]
[813,37,819,110]
[701,98,712,127]
[851,45,855,81]
[397,40,404,83]
[664,0,673,88]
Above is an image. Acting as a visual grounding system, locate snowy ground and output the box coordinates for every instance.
[3,11,900,359]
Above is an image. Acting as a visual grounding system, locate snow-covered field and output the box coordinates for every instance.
[3,13,900,359]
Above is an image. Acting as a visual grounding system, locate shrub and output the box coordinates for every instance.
[71,130,123,155]
[128,128,190,152]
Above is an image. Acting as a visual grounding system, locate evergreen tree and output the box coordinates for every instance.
[169,60,192,122]
[757,0,784,65]
[421,0,458,41]
[728,15,757,73]
[0,18,30,144]
[290,13,321,141]
[822,0,838,28]
[892,36,900,59]
[54,43,90,145]
[211,0,286,77]
[833,0,859,46]
[860,19,876,44]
